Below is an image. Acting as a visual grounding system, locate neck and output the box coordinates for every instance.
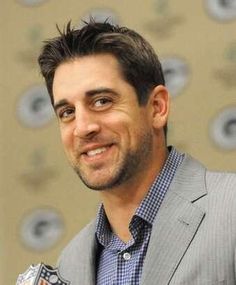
[100,146,168,242]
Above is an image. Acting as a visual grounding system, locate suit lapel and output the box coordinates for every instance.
[80,222,97,285]
[140,155,207,285]
[58,220,97,285]
[84,238,97,284]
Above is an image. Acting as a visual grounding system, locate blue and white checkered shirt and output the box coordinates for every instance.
[96,147,184,285]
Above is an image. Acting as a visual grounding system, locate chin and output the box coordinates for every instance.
[80,174,123,191]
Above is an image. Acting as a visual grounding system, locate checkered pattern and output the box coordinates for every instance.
[96,147,184,285]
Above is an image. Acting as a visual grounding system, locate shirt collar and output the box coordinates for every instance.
[96,205,112,247]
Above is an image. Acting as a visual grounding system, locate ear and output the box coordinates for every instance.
[149,85,170,130]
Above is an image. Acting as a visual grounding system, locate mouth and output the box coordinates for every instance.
[86,146,108,157]
[80,144,114,161]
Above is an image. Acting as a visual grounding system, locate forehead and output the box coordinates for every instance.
[52,54,125,98]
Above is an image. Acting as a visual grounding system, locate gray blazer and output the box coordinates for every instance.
[58,154,236,284]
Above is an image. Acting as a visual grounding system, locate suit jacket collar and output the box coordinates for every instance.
[140,154,207,285]
[58,220,97,285]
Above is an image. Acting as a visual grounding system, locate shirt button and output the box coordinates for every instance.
[123,252,131,260]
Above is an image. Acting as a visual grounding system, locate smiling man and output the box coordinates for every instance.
[52,54,166,193]
[38,21,236,285]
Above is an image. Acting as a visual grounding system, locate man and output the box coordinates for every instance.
[38,20,236,285]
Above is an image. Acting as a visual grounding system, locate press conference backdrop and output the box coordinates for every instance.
[1,1,236,284]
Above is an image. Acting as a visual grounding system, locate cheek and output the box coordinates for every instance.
[60,126,73,150]
[114,119,140,149]
[130,118,152,146]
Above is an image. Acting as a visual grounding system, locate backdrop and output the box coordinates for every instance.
[2,1,236,284]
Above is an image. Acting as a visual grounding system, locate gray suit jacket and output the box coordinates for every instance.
[57,154,236,284]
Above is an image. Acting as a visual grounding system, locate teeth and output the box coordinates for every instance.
[87,147,107,157]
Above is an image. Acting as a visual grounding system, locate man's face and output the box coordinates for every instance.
[52,54,159,191]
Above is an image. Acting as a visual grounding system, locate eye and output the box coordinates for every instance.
[93,97,112,109]
[58,107,75,122]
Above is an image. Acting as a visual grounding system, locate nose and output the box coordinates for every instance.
[73,108,101,139]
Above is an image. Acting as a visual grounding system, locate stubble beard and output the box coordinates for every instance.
[72,131,153,191]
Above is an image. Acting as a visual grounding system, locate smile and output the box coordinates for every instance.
[80,143,114,162]
[87,147,107,157]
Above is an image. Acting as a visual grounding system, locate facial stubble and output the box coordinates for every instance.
[71,131,153,191]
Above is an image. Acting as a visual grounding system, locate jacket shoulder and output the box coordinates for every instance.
[206,170,236,192]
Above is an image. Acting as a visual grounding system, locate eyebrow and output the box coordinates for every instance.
[86,87,119,97]
[53,99,68,113]
[53,87,119,112]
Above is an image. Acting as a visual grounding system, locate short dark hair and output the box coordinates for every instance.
[38,20,165,105]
